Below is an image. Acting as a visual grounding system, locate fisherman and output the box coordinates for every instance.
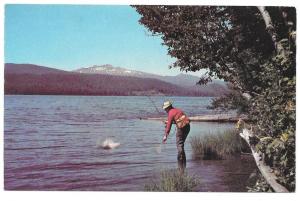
[162,100,190,173]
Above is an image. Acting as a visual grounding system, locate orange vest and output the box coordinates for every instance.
[174,112,190,129]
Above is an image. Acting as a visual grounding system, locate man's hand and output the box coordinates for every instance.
[164,120,168,128]
[162,135,168,144]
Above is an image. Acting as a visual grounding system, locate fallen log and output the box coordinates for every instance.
[239,128,289,193]
[144,114,248,123]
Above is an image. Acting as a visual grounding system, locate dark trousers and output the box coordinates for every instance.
[176,124,190,173]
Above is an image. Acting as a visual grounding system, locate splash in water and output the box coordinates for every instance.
[155,143,165,154]
[97,138,120,150]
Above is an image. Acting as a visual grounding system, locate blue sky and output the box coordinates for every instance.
[5,4,206,76]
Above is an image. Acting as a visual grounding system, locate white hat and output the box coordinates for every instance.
[162,100,172,110]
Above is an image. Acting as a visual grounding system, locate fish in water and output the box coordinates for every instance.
[99,138,120,150]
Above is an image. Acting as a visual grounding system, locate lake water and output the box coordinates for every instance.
[4,95,256,191]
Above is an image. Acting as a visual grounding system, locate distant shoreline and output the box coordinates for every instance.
[4,93,217,97]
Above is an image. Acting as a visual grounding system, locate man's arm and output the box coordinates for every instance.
[163,111,174,143]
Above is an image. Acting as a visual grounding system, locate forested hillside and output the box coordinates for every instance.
[5,63,228,96]
[5,64,226,96]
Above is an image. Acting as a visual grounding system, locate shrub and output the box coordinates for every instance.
[144,169,199,192]
[190,129,249,160]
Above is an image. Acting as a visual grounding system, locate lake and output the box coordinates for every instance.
[4,95,256,191]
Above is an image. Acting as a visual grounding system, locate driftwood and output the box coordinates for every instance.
[239,128,289,193]
[144,114,248,123]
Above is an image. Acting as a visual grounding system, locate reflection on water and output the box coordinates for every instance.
[4,95,256,191]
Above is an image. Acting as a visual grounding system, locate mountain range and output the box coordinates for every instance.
[74,64,226,87]
[4,63,229,96]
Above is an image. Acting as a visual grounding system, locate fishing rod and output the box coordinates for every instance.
[131,78,177,144]
[145,94,163,116]
[130,78,166,117]
[144,91,178,140]
[136,82,186,160]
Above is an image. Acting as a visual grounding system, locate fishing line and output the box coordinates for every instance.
[145,94,163,116]
[131,79,167,117]
[131,78,176,154]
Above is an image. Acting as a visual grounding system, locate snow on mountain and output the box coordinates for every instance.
[74,64,227,88]
[74,64,157,78]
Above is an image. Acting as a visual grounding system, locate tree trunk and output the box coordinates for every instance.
[257,6,288,57]
[257,6,277,44]
[239,128,289,192]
